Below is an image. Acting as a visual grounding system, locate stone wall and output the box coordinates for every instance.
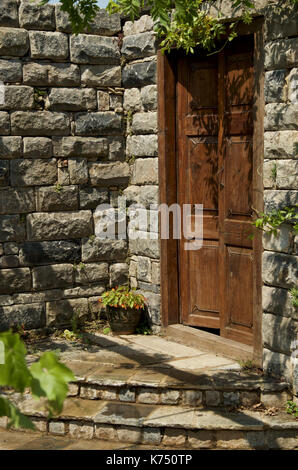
[261,3,298,395]
[0,0,131,331]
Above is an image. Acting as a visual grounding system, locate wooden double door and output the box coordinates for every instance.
[177,36,261,346]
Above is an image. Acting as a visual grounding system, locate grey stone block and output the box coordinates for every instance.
[81,64,121,87]
[36,185,78,212]
[0,303,45,331]
[262,285,297,319]
[53,136,108,159]
[75,112,123,136]
[10,159,57,186]
[82,238,127,262]
[0,160,9,187]
[127,134,158,156]
[110,263,128,286]
[263,348,292,382]
[0,27,29,56]
[47,88,97,112]
[19,1,55,30]
[75,262,109,285]
[265,38,298,70]
[263,313,295,355]
[262,224,293,253]
[33,264,74,290]
[122,61,157,88]
[264,131,298,159]
[46,298,90,327]
[122,32,157,60]
[89,161,130,186]
[132,112,158,135]
[56,5,120,36]
[123,15,153,36]
[70,34,120,64]
[262,251,297,289]
[276,160,298,189]
[0,0,19,27]
[29,31,68,60]
[123,88,142,111]
[11,111,70,136]
[79,188,109,210]
[132,158,158,185]
[264,70,287,103]
[0,267,31,294]
[0,136,22,159]
[108,137,125,161]
[19,240,81,266]
[0,59,22,83]
[265,103,298,131]
[23,62,80,87]
[68,158,88,185]
[0,215,26,242]
[264,190,298,212]
[141,85,158,111]
[23,137,52,159]
[0,188,35,214]
[27,211,93,241]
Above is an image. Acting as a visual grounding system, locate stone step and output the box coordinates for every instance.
[5,396,298,449]
[62,359,291,409]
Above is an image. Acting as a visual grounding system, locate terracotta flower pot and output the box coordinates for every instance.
[107,306,142,335]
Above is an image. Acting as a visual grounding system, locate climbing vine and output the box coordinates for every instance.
[42,1,297,54]
[252,206,298,236]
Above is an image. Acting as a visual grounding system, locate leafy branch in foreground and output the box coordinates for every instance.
[41,0,99,34]
[252,205,298,237]
[0,331,75,430]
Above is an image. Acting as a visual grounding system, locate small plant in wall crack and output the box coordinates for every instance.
[290,288,298,309]
[286,400,298,418]
[252,205,298,237]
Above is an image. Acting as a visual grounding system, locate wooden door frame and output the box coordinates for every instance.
[158,18,264,365]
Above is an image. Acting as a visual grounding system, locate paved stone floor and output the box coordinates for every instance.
[26,332,240,372]
[0,428,184,450]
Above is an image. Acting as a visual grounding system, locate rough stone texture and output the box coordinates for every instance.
[141,85,158,111]
[0,59,22,83]
[127,135,158,157]
[27,211,93,241]
[47,88,97,112]
[19,240,81,266]
[55,5,121,36]
[0,302,45,331]
[122,61,157,88]
[36,186,78,212]
[82,238,127,262]
[75,112,123,136]
[23,137,52,159]
[265,38,298,70]
[81,65,121,87]
[10,159,57,186]
[19,1,55,31]
[0,27,29,56]
[53,136,108,159]
[0,136,22,159]
[276,160,298,189]
[265,103,298,131]
[123,15,154,36]
[264,131,298,159]
[0,0,19,28]
[262,224,293,253]
[75,262,109,285]
[109,263,128,286]
[79,188,108,210]
[0,86,35,111]
[123,88,142,111]
[89,162,130,186]
[0,268,31,295]
[263,313,295,355]
[122,32,157,60]
[46,298,90,327]
[132,158,158,185]
[0,188,35,214]
[264,70,287,103]
[11,111,70,136]
[262,251,297,289]
[0,215,26,242]
[23,62,80,86]
[262,286,297,320]
[29,31,68,60]
[33,264,74,290]
[70,35,120,64]
[132,113,158,135]
[68,158,88,185]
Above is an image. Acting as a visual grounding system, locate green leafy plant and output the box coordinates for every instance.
[103,326,111,335]
[135,321,152,335]
[41,0,99,34]
[99,285,146,311]
[252,205,298,237]
[0,331,75,430]
[237,359,258,371]
[286,400,298,418]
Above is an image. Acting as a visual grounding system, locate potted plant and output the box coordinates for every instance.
[99,285,146,335]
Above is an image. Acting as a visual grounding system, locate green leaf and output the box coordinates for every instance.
[30,352,75,415]
[0,331,31,392]
[0,396,35,430]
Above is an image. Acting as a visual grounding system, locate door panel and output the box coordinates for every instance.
[178,36,256,345]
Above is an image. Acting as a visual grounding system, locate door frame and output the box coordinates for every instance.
[158,18,264,365]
